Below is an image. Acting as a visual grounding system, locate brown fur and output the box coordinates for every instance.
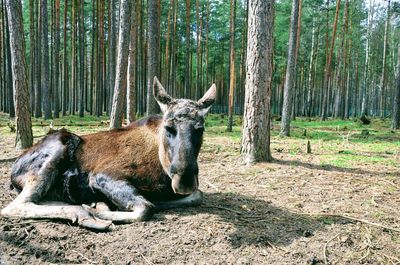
[78,116,169,192]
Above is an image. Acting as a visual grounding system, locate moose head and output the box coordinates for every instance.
[153,77,216,195]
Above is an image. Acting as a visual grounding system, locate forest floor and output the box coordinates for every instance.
[0,113,399,264]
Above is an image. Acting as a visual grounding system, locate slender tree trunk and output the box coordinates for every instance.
[40,0,51,119]
[333,0,348,119]
[164,0,172,90]
[53,0,60,118]
[127,0,138,123]
[227,0,236,132]
[62,0,68,116]
[361,0,373,120]
[34,0,41,118]
[78,0,84,117]
[108,0,117,114]
[392,44,400,129]
[29,0,35,115]
[110,0,132,129]
[379,0,390,118]
[146,0,160,115]
[4,5,14,118]
[241,0,275,164]
[184,0,191,98]
[321,0,341,121]
[5,0,33,149]
[306,18,319,117]
[280,0,299,136]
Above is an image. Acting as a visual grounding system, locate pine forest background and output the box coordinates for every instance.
[0,0,399,122]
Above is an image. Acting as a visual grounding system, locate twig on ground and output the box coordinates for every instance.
[266,240,287,252]
[139,252,154,265]
[0,157,18,163]
[71,250,98,264]
[204,180,219,191]
[286,210,400,233]
[381,179,400,190]
[202,205,244,215]
[323,233,340,264]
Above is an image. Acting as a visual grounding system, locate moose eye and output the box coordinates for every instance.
[194,126,204,134]
[165,126,177,136]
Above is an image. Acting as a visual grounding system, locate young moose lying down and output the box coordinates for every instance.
[1,77,216,230]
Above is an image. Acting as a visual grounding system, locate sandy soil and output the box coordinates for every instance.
[0,124,399,264]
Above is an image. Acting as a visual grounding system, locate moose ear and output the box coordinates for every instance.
[153,76,173,113]
[197,84,216,116]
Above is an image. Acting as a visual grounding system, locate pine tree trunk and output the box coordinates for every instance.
[78,0,84,117]
[108,0,117,114]
[146,0,160,115]
[280,0,299,136]
[227,0,236,132]
[184,0,191,98]
[392,44,400,129]
[127,0,138,123]
[53,0,60,118]
[321,0,341,121]
[4,6,15,117]
[110,0,132,129]
[379,0,390,118]
[361,0,373,120]
[306,18,318,117]
[5,0,33,149]
[40,0,51,119]
[62,0,68,116]
[29,0,35,115]
[34,0,42,118]
[241,0,274,164]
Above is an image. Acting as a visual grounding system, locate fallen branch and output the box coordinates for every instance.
[139,252,154,265]
[323,233,341,264]
[287,210,400,233]
[71,250,98,264]
[0,157,18,163]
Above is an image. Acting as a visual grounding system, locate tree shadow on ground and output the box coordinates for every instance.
[163,192,350,248]
[274,159,400,177]
[0,225,72,264]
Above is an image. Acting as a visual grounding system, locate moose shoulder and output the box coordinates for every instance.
[1,77,216,230]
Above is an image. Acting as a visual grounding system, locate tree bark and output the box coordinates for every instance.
[108,0,117,114]
[146,0,160,115]
[241,0,274,164]
[184,0,191,98]
[392,44,400,129]
[361,0,373,120]
[227,0,236,132]
[5,0,33,149]
[109,0,132,129]
[40,0,52,119]
[53,0,60,118]
[62,0,68,116]
[78,0,85,117]
[379,0,390,118]
[280,0,299,136]
[29,0,35,115]
[321,0,341,121]
[127,0,138,123]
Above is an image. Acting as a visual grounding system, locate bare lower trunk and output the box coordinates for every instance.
[5,0,33,149]
[280,0,299,136]
[109,0,132,129]
[241,0,274,164]
[127,1,138,123]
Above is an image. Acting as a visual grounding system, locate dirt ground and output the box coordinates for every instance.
[0,120,399,264]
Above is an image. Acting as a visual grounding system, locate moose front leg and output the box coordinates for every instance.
[88,173,154,223]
